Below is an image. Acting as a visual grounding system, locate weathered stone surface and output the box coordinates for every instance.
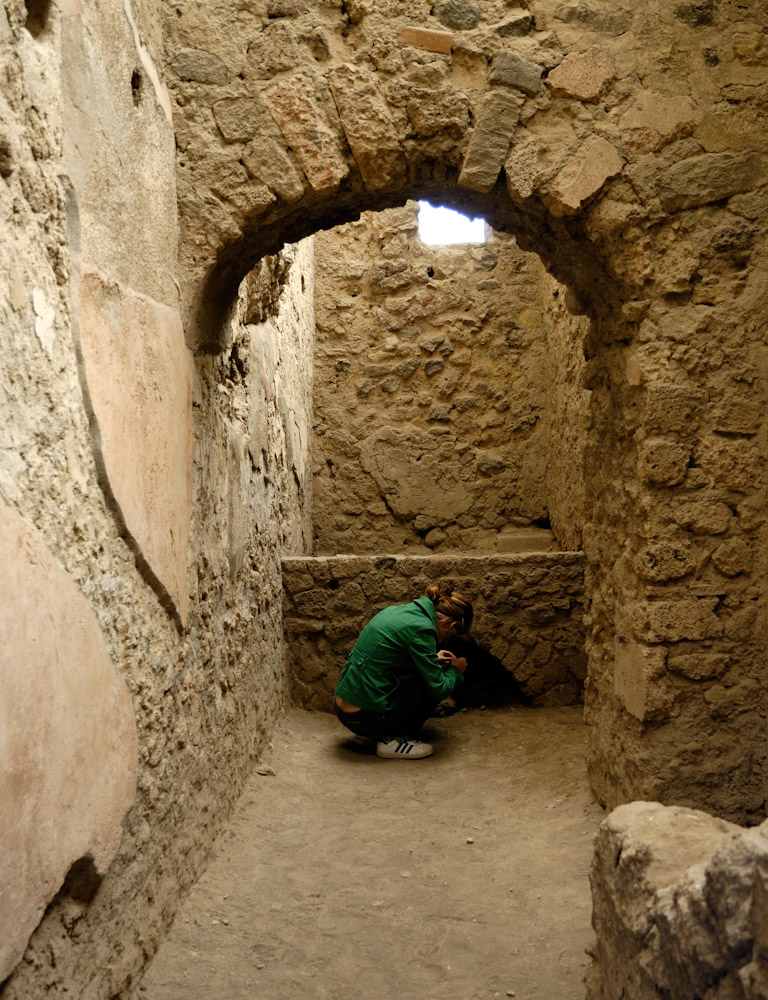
[637,438,690,486]
[407,86,470,139]
[489,51,543,95]
[242,134,306,203]
[244,21,302,79]
[505,131,545,200]
[589,801,768,999]
[213,97,263,142]
[546,47,614,102]
[545,135,623,216]
[659,152,768,213]
[643,383,707,434]
[589,802,743,1000]
[633,597,723,642]
[458,89,523,192]
[695,435,763,493]
[712,537,753,577]
[554,3,632,34]
[173,48,230,84]
[496,11,535,36]
[398,27,453,54]
[620,91,702,158]
[613,640,667,720]
[434,0,480,31]
[79,272,194,624]
[328,63,406,192]
[0,496,138,981]
[263,77,350,194]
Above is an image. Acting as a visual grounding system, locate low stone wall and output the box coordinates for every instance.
[282,553,586,711]
[588,801,768,1000]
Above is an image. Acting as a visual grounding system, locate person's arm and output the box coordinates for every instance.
[407,626,465,700]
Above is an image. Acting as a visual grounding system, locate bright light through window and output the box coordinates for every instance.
[417,201,487,245]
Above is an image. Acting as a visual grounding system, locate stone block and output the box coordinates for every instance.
[712,538,753,577]
[544,134,623,216]
[695,436,763,494]
[672,499,733,536]
[489,51,543,95]
[658,151,768,213]
[458,89,523,192]
[79,273,193,624]
[554,3,632,34]
[635,597,723,642]
[213,97,264,142]
[496,12,535,36]
[407,86,470,139]
[434,0,480,30]
[613,639,667,721]
[546,47,615,102]
[620,91,701,158]
[667,651,730,680]
[241,95,307,203]
[505,131,545,201]
[173,48,230,85]
[644,383,706,434]
[634,539,696,582]
[263,77,349,194]
[0,497,137,982]
[637,438,690,486]
[589,802,741,1000]
[398,27,453,54]
[328,63,406,192]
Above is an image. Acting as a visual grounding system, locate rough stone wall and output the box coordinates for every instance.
[0,2,315,994]
[588,801,768,1000]
[312,202,555,554]
[163,0,768,822]
[543,276,590,551]
[283,553,587,711]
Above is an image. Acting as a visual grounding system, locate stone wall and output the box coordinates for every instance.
[312,203,554,554]
[588,801,768,1000]
[543,275,590,551]
[163,0,768,825]
[283,553,587,711]
[0,1,315,994]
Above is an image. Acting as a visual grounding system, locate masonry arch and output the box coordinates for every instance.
[167,0,768,822]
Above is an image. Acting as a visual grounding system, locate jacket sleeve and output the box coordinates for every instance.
[406,624,463,700]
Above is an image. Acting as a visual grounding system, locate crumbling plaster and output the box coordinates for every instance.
[1,0,314,996]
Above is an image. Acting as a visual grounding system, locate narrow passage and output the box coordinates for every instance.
[139,706,603,1000]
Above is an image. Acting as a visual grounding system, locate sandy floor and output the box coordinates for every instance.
[138,705,604,1000]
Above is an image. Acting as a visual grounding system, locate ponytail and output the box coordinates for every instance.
[425,582,474,637]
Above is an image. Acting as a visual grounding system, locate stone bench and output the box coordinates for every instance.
[282,552,587,712]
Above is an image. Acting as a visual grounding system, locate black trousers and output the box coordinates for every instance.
[335,673,437,740]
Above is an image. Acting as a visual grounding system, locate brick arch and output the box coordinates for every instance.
[169,5,652,352]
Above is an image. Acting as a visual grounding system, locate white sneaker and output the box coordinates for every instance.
[375,737,433,760]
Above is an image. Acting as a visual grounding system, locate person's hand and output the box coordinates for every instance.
[452,656,468,674]
[437,650,453,667]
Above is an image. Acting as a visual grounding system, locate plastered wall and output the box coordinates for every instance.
[312,203,554,554]
[0,2,315,995]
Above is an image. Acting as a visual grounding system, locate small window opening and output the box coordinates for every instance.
[131,69,142,106]
[417,200,487,246]
[25,0,51,38]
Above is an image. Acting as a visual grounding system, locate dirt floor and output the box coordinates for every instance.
[138,705,604,1000]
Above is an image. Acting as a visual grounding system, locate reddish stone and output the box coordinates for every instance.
[398,27,453,54]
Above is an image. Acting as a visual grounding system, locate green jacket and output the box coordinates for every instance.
[335,597,464,712]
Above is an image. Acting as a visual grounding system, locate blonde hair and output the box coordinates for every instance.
[425,582,474,637]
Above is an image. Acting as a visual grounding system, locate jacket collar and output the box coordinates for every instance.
[413,596,438,630]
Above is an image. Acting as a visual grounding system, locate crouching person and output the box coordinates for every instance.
[334,583,473,760]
